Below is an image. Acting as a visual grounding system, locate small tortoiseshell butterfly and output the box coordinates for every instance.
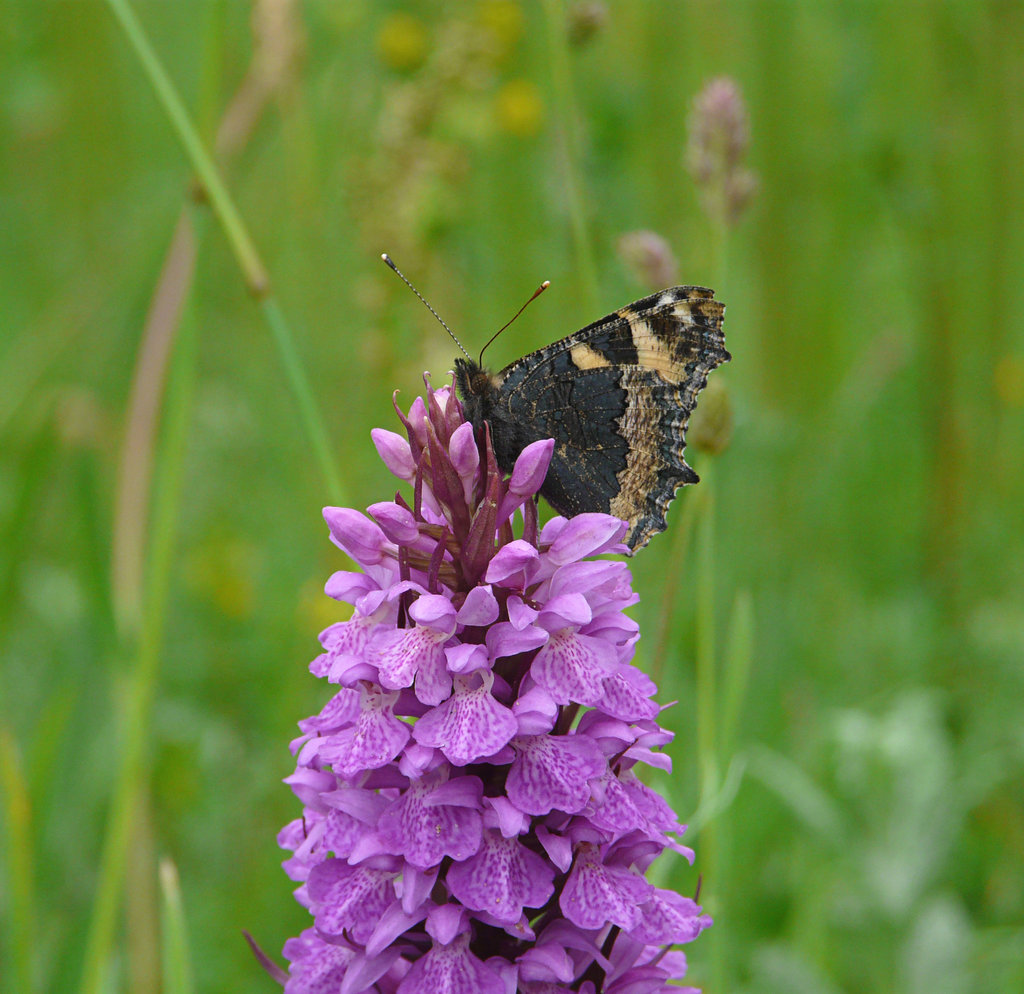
[453,286,729,552]
[382,258,729,553]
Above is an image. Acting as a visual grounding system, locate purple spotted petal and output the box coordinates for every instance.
[529,630,618,707]
[377,776,483,869]
[559,843,653,930]
[447,829,554,924]
[629,890,712,945]
[585,769,650,839]
[376,626,450,698]
[297,688,359,734]
[412,645,453,706]
[506,734,606,815]
[595,670,660,722]
[282,928,355,994]
[413,672,517,766]
[307,859,396,943]
[396,932,504,994]
[315,685,410,778]
[321,808,363,861]
[621,774,687,837]
[318,615,378,682]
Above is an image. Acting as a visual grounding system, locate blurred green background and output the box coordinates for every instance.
[2,1,1023,992]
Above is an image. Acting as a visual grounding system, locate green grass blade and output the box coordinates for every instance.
[101,0,344,505]
[541,0,598,310]
[159,859,196,994]
[720,588,754,761]
[261,297,344,502]
[0,727,36,993]
[78,286,198,994]
[102,0,265,293]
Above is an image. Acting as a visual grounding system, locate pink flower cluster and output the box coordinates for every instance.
[277,382,710,993]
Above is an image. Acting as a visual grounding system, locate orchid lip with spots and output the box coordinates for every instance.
[275,381,710,993]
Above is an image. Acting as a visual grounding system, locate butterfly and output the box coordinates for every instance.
[453,286,730,552]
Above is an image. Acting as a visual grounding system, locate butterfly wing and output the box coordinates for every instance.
[490,286,729,552]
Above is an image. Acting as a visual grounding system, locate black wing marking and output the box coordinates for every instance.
[493,287,728,550]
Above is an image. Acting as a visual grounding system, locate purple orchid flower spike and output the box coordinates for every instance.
[274,384,711,993]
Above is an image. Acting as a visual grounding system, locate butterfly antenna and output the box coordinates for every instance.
[381,253,471,361]
[478,279,551,367]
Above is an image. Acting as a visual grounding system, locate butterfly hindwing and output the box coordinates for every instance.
[454,286,729,552]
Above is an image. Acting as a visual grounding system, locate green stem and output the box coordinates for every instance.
[710,218,729,296]
[261,298,344,502]
[720,589,754,765]
[0,728,35,993]
[159,859,196,994]
[103,0,266,294]
[649,490,699,683]
[542,0,598,310]
[695,478,718,789]
[702,211,732,994]
[103,0,344,504]
[693,477,721,989]
[79,282,198,994]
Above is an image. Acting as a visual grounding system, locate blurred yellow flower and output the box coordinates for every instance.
[478,0,524,56]
[495,78,543,137]
[185,537,258,620]
[297,576,351,634]
[994,354,1024,409]
[376,12,428,71]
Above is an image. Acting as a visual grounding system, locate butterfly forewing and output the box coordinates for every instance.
[454,286,729,552]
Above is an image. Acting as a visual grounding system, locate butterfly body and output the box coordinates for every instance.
[454,286,729,552]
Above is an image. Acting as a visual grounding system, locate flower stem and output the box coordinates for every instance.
[695,478,718,784]
[693,477,722,988]
[649,491,699,683]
